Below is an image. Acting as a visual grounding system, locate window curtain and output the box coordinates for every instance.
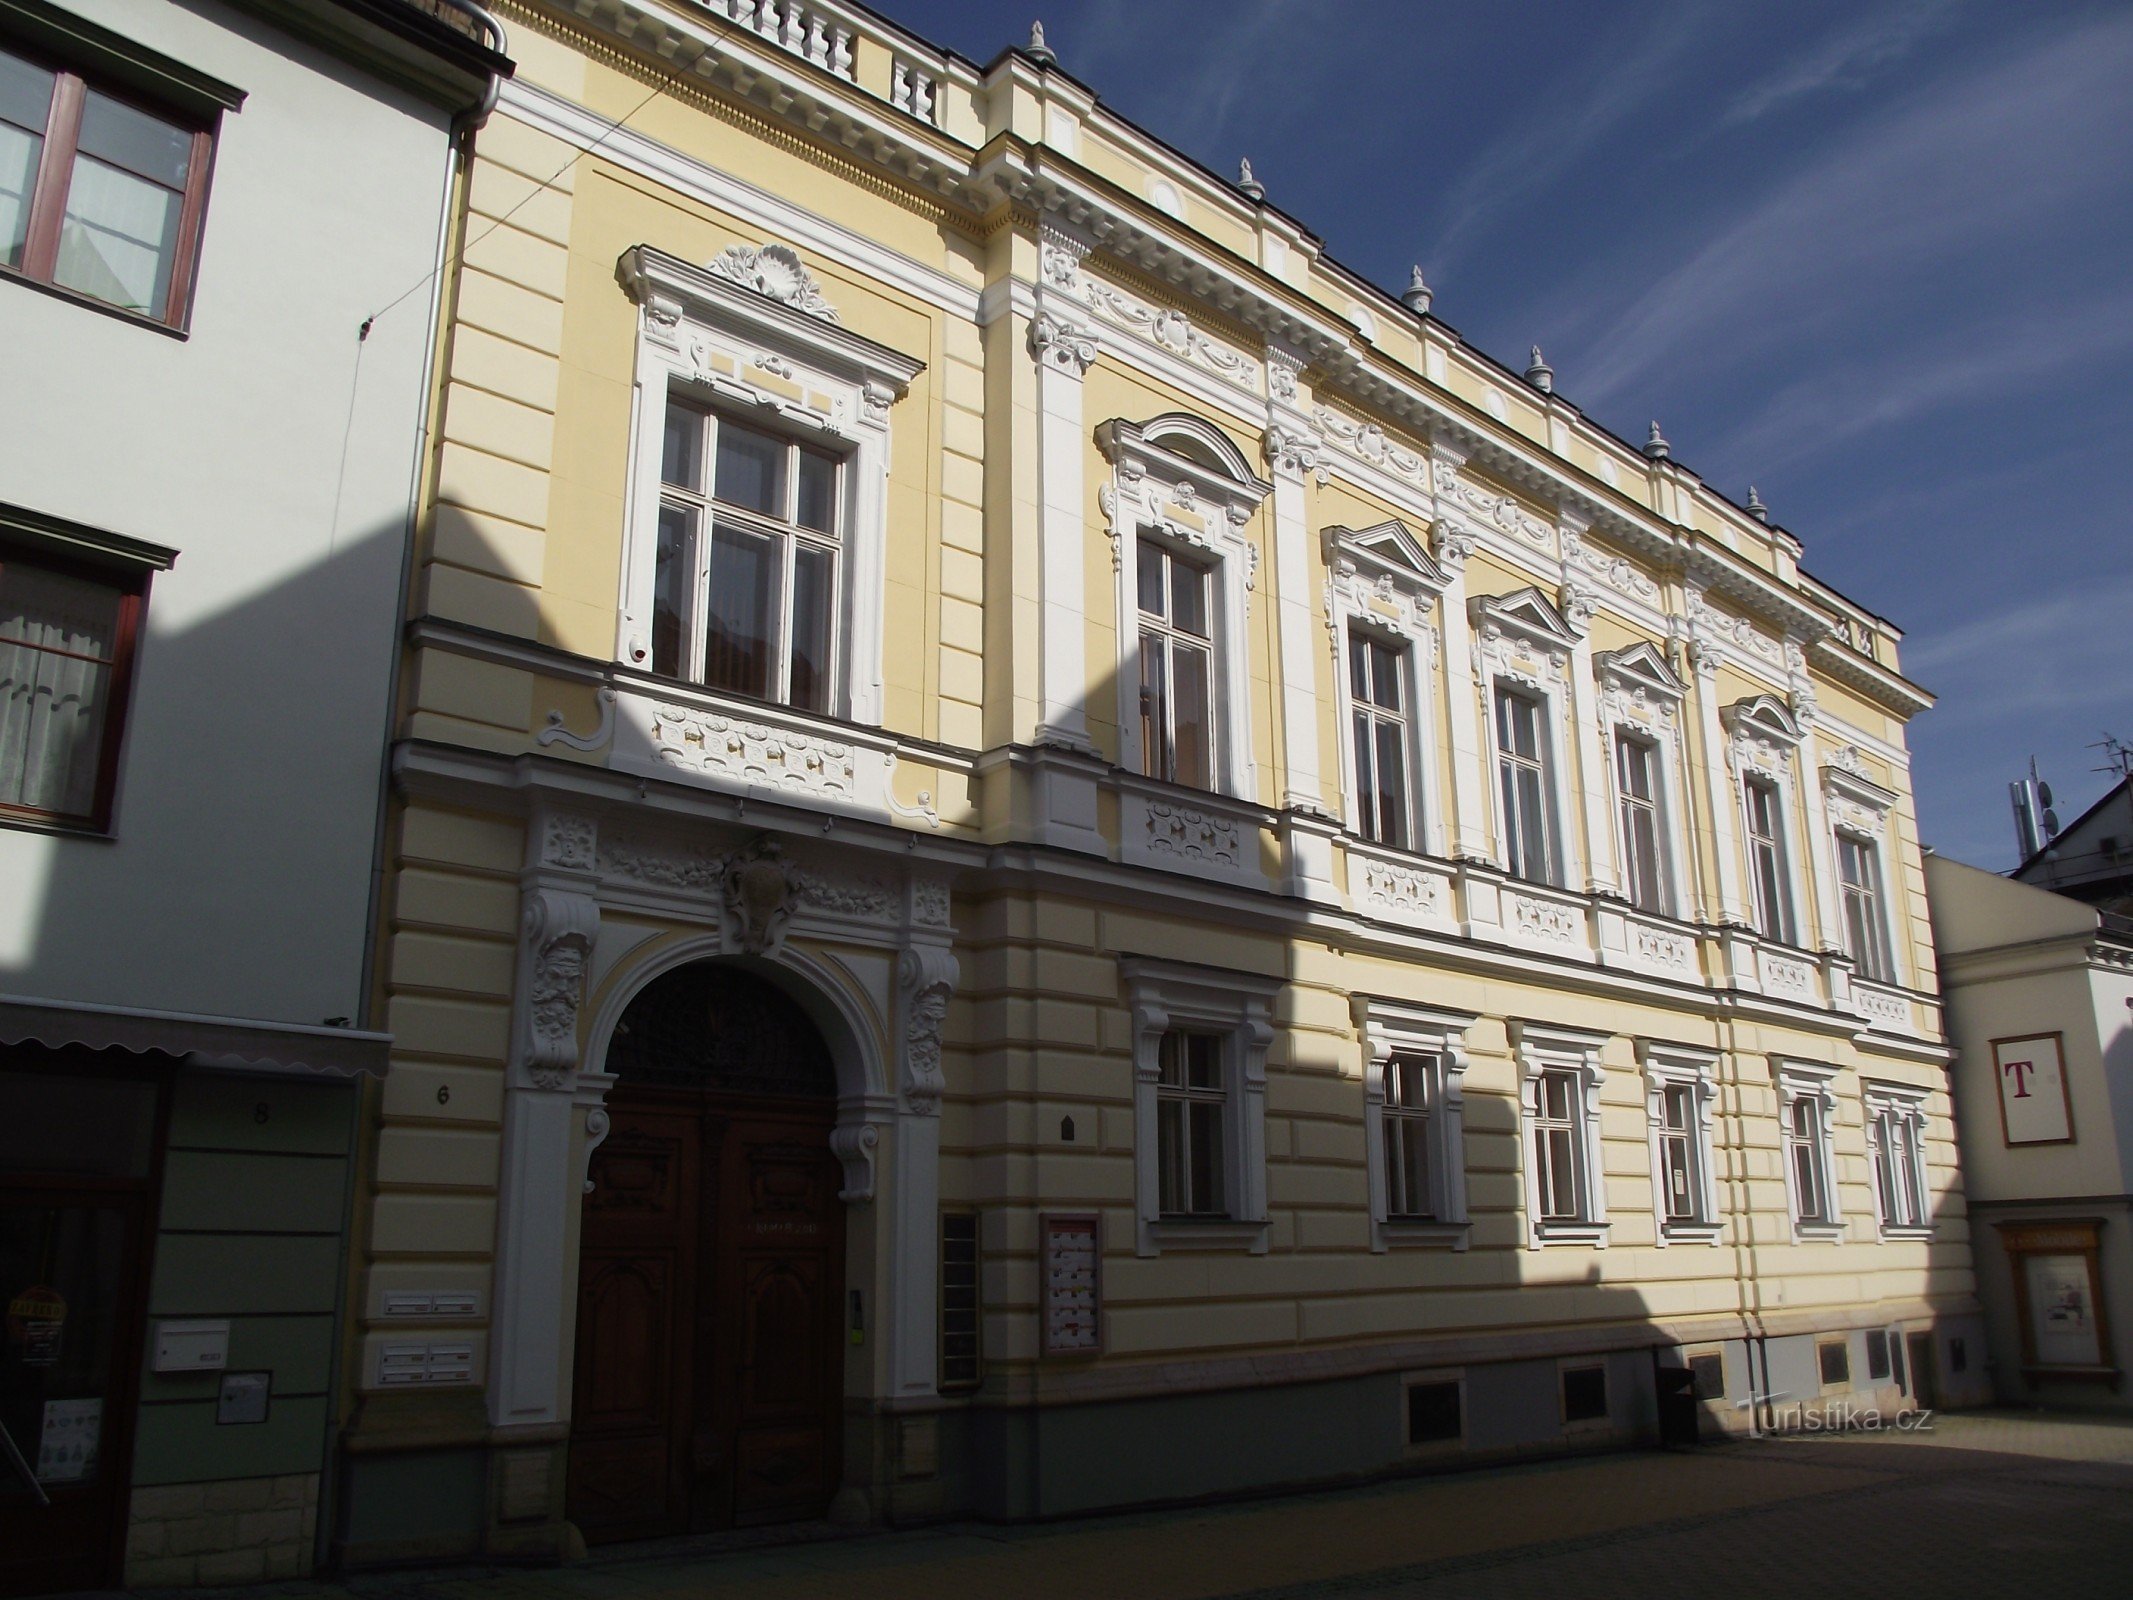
[0,565,120,817]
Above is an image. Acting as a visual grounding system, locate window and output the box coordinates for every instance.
[0,41,216,325]
[1776,1063,1842,1241]
[1561,1364,1608,1425]
[1405,1377,1463,1447]
[1865,1329,1891,1382]
[1837,833,1893,983]
[1514,1022,1608,1247]
[1615,733,1669,914]
[655,401,842,711]
[938,1210,981,1391]
[1,523,164,832]
[1348,629,1413,849]
[1743,776,1796,944]
[1155,1030,1225,1217]
[1136,539,1214,789]
[1688,1352,1726,1400]
[1122,957,1279,1256]
[1640,1044,1719,1245]
[1866,1088,1930,1236]
[1818,1339,1851,1388]
[1495,688,1555,885]
[1357,1000,1474,1250]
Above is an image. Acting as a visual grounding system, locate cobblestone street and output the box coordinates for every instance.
[155,1409,2133,1600]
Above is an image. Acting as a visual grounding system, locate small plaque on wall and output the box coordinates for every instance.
[1042,1214,1102,1355]
[1993,1032,2074,1145]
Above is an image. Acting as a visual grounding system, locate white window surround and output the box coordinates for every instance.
[615,243,922,729]
[1353,997,1475,1252]
[1120,955,1280,1257]
[1773,1058,1845,1243]
[1097,414,1270,803]
[1324,520,1449,860]
[1864,1081,1933,1239]
[1823,756,1905,988]
[1471,589,1581,891]
[1724,694,1809,948]
[1636,1041,1722,1246]
[1594,642,1693,922]
[1510,1019,1610,1248]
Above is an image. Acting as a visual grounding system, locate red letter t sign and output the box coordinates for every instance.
[2003,1059,2034,1099]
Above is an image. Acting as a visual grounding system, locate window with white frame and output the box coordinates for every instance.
[1775,1061,1842,1240]
[1744,776,1797,945]
[1865,1085,1931,1236]
[1349,627,1414,850]
[1495,687,1557,886]
[617,244,921,729]
[1615,733,1668,915]
[1354,998,1473,1250]
[656,401,843,709]
[1638,1043,1720,1244]
[1121,956,1280,1256]
[1512,1021,1609,1247]
[1136,538,1215,789]
[1837,833,1894,984]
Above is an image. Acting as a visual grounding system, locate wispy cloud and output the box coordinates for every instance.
[1906,576,2133,726]
[1069,0,1324,157]
[1572,13,2133,410]
[1719,0,1961,128]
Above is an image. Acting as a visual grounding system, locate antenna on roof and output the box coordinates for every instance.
[2092,733,2133,780]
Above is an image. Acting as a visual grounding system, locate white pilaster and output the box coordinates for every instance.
[1686,619,1749,926]
[1430,441,1489,862]
[1560,566,1618,897]
[1029,230,1100,755]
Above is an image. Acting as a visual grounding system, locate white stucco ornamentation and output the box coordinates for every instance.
[706,241,840,321]
[898,944,958,1115]
[516,889,600,1091]
[1027,310,1097,376]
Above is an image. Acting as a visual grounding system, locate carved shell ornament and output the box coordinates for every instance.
[706,242,841,323]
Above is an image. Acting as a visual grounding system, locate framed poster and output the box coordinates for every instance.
[1999,1218,2115,1380]
[1992,1032,2074,1146]
[1041,1213,1102,1356]
[2026,1254,2102,1368]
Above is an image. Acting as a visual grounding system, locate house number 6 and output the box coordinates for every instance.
[436,1084,451,1106]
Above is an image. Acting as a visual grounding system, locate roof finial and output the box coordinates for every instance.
[1644,420,1671,460]
[1746,484,1768,522]
[1400,265,1432,315]
[1026,20,1056,67]
[1236,157,1265,202]
[1525,345,1554,393]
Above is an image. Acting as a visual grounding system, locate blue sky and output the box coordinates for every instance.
[886,0,2133,869]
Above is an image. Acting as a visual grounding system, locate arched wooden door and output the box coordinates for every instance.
[567,965,846,1542]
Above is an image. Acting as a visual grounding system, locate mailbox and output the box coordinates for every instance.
[153,1320,231,1373]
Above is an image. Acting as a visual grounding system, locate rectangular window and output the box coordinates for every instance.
[1561,1364,1608,1424]
[1659,1083,1698,1222]
[1382,1052,1435,1220]
[655,402,843,712]
[0,43,213,326]
[1785,1092,1834,1228]
[1532,1066,1584,1222]
[0,545,145,831]
[1744,777,1796,944]
[938,1210,981,1391]
[1615,733,1668,914]
[1819,1340,1851,1388]
[1137,540,1214,789]
[1156,1030,1226,1217]
[1838,834,1893,983]
[1494,688,1555,885]
[1349,630,1412,850]
[1865,1329,1891,1382]
[1868,1098,1929,1233]
[1688,1352,1725,1400]
[1405,1379,1462,1446]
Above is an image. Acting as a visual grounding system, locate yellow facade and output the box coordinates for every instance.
[342,0,1981,1562]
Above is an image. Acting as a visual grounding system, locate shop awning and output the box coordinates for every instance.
[0,995,392,1078]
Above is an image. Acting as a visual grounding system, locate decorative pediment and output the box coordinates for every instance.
[1470,586,1578,651]
[1098,413,1272,513]
[1723,694,1803,747]
[1322,519,1446,597]
[1595,640,1686,703]
[705,242,838,322]
[1824,761,1899,828]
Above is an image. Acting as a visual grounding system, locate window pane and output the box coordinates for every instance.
[1348,634,1369,704]
[1515,765,1549,882]
[1389,1115,1431,1218]
[1170,641,1211,789]
[1618,738,1653,801]
[662,403,703,490]
[788,543,834,712]
[0,53,52,271]
[1792,1139,1821,1219]
[1374,718,1408,851]
[1544,1128,1578,1217]
[0,563,123,818]
[54,150,182,314]
[1541,1069,1572,1122]
[702,522,776,698]
[1169,558,1208,638]
[795,448,837,534]
[652,503,693,677]
[1352,711,1377,835]
[1371,641,1402,711]
[1627,804,1664,913]
[1137,539,1165,617]
[1185,1033,1222,1090]
[713,420,784,514]
[1157,1032,1185,1087]
[1387,1054,1431,1109]
[1137,630,1168,779]
[1188,1100,1225,1214]
[1663,1085,1692,1132]
[74,90,191,187]
[1157,1097,1185,1213]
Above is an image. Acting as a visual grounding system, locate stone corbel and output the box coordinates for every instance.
[829,1119,881,1202]
[724,836,794,955]
[513,888,601,1091]
[1028,311,1097,377]
[898,944,959,1116]
[1263,422,1321,480]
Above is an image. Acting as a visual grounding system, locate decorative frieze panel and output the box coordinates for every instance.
[1563,525,1659,605]
[1431,457,1555,552]
[1508,885,1587,951]
[1116,777,1266,889]
[1756,945,1819,1002]
[1345,840,1457,934]
[1852,981,1913,1033]
[1631,918,1698,976]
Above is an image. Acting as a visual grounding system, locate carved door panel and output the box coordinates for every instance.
[700,1112,844,1529]
[566,1102,699,1544]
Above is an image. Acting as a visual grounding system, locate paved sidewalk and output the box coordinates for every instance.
[168,1409,2133,1600]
